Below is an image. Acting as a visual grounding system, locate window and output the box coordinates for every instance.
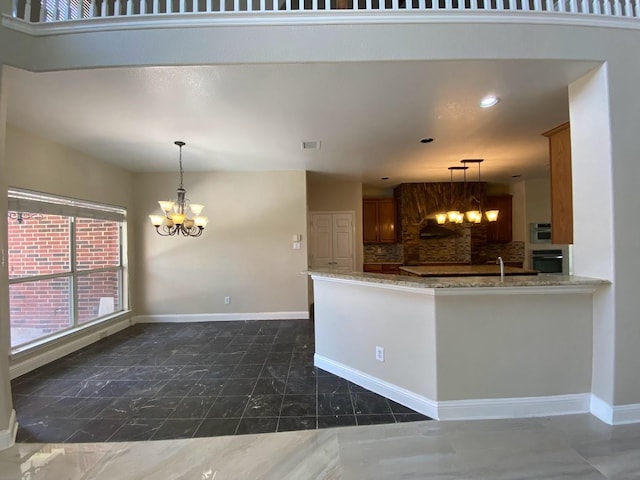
[8,189,128,349]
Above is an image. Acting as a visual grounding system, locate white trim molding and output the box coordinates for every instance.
[314,354,438,419]
[437,393,591,420]
[591,395,640,425]
[134,311,309,323]
[0,410,18,450]
[10,316,132,379]
[3,10,640,37]
[315,354,592,421]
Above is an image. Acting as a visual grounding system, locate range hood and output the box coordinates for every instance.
[419,220,457,239]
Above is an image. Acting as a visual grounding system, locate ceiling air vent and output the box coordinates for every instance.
[301,141,321,150]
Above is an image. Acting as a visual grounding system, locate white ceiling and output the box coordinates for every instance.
[5,59,598,187]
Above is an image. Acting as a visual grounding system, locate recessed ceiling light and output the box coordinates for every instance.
[301,141,321,150]
[480,96,500,108]
[420,138,434,143]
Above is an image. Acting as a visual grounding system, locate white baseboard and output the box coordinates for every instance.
[0,410,17,450]
[437,393,591,421]
[314,354,438,419]
[134,312,310,323]
[314,354,592,421]
[611,403,640,425]
[10,316,132,379]
[591,395,640,425]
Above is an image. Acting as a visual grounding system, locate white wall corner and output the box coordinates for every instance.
[590,395,640,425]
[134,312,309,323]
[590,394,614,425]
[0,410,18,450]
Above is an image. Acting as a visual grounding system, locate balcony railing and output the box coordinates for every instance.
[10,0,640,24]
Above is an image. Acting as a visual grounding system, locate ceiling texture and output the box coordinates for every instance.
[5,59,598,188]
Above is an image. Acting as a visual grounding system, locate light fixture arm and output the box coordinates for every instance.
[175,140,185,191]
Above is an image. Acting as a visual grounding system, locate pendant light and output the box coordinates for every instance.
[460,159,498,223]
[436,166,467,225]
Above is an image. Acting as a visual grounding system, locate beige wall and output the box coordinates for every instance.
[6,126,134,209]
[435,293,593,401]
[307,172,363,269]
[313,278,438,401]
[5,125,136,308]
[313,275,593,414]
[134,170,309,316]
[1,10,640,423]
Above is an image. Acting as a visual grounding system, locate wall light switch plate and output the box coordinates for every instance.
[293,242,301,249]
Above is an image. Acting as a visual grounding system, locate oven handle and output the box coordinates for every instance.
[533,255,563,260]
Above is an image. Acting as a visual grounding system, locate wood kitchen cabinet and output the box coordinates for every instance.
[542,122,573,244]
[363,199,397,244]
[485,195,513,242]
[363,263,402,274]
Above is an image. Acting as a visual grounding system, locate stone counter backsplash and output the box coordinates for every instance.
[363,243,404,263]
[363,238,523,265]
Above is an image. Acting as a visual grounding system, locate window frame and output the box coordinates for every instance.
[7,188,128,349]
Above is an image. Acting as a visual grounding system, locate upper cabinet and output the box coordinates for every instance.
[485,195,513,242]
[542,122,573,244]
[363,198,397,244]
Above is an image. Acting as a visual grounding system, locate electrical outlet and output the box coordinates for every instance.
[224,296,230,304]
[375,346,384,362]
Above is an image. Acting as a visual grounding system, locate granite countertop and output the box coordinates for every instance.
[308,269,610,289]
[399,265,538,277]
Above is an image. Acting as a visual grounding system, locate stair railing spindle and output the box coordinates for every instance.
[24,0,32,20]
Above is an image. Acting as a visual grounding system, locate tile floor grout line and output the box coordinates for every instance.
[12,320,428,442]
[275,338,298,434]
[232,332,272,435]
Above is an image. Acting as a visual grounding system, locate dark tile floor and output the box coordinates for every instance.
[11,320,430,443]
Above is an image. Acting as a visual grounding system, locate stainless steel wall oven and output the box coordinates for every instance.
[531,249,564,274]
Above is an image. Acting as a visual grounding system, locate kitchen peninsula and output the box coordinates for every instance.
[310,270,608,421]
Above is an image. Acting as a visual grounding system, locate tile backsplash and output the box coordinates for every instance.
[363,243,404,263]
[363,227,524,265]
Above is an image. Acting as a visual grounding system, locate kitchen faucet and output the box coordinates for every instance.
[496,256,504,282]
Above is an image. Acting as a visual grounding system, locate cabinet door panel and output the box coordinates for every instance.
[548,124,573,244]
[486,195,512,242]
[377,199,397,243]
[362,200,379,244]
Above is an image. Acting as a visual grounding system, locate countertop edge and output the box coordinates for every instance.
[307,270,610,290]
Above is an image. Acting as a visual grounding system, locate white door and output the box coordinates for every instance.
[310,212,354,272]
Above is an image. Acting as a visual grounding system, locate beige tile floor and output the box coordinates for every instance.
[1,413,639,479]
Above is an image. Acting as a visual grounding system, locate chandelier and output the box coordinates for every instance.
[148,141,208,237]
[434,160,498,225]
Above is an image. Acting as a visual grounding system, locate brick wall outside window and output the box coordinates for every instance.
[8,212,122,343]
